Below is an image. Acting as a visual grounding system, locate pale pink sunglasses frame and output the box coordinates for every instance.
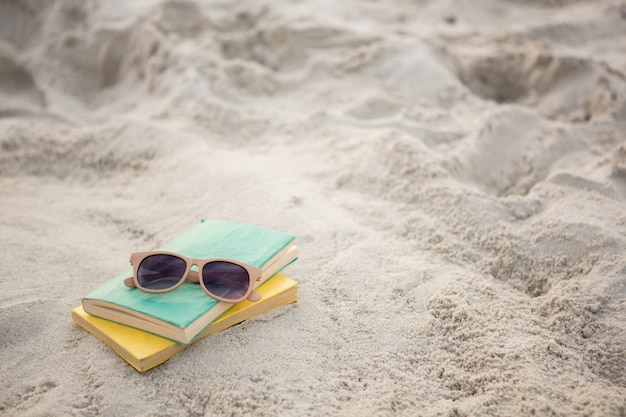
[123,251,263,303]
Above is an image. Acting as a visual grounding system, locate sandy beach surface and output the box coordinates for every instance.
[1,0,626,415]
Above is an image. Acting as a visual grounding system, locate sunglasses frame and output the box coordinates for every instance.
[123,251,263,303]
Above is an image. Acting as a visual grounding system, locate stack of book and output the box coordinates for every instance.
[72,220,298,372]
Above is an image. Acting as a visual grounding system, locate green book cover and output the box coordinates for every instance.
[82,220,297,343]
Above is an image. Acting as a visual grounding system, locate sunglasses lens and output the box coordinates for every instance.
[137,254,186,290]
[202,261,250,301]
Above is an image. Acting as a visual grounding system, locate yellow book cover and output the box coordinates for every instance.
[72,273,298,372]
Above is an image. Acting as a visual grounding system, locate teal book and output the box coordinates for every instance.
[82,220,297,344]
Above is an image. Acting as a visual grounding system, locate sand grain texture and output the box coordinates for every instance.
[1,0,625,416]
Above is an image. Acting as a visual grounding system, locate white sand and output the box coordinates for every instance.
[1,0,625,415]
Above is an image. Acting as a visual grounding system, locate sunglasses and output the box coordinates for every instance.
[123,251,263,303]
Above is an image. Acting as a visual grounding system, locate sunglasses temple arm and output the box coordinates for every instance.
[123,277,137,288]
[247,290,262,302]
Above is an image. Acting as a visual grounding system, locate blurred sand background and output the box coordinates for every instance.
[1,0,625,415]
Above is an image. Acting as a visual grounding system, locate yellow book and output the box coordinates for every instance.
[72,273,298,372]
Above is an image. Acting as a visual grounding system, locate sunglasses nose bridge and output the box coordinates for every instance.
[187,262,201,283]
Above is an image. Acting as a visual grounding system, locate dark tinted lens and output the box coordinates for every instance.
[137,254,187,290]
[202,261,250,300]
